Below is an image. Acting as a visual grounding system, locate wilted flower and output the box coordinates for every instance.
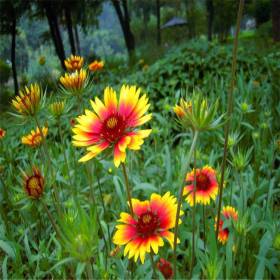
[64,55,84,71]
[113,192,183,264]
[49,101,65,119]
[216,206,238,244]
[11,83,42,116]
[59,69,89,95]
[174,91,223,131]
[0,128,6,139]
[183,166,218,206]
[157,258,173,279]
[22,126,48,147]
[23,167,44,199]
[109,245,121,257]
[72,85,152,167]
[70,118,76,127]
[89,60,104,72]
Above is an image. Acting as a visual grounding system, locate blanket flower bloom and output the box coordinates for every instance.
[72,85,152,167]
[59,69,88,95]
[11,83,41,116]
[0,128,6,139]
[64,55,84,71]
[24,167,44,199]
[183,166,218,206]
[157,258,173,279]
[216,206,238,244]
[113,192,183,264]
[88,60,104,72]
[22,126,48,147]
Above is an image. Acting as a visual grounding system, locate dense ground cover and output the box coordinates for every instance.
[0,39,279,279]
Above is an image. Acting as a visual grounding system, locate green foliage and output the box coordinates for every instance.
[0,38,280,279]
[0,59,10,84]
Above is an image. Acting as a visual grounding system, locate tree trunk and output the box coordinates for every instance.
[65,6,76,54]
[206,0,214,41]
[187,0,196,38]
[11,15,18,95]
[112,0,135,63]
[74,25,81,54]
[156,0,161,45]
[44,2,66,70]
[272,0,280,42]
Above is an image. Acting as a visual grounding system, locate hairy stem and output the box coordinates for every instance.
[41,199,61,239]
[173,130,199,279]
[190,147,197,277]
[121,163,134,216]
[216,0,244,240]
[34,116,62,215]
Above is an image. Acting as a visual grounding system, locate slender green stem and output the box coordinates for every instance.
[150,253,157,279]
[58,119,73,188]
[190,147,197,277]
[34,116,63,215]
[96,174,112,251]
[203,205,206,250]
[173,130,199,279]
[41,199,61,239]
[86,262,93,280]
[215,0,244,240]
[85,163,108,270]
[0,176,10,234]
[121,163,134,216]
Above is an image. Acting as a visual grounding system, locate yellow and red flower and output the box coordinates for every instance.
[22,126,48,147]
[72,85,152,167]
[11,83,42,116]
[64,55,84,71]
[88,60,104,72]
[183,166,218,206]
[173,98,192,119]
[60,69,88,94]
[216,206,238,244]
[0,128,6,139]
[157,258,173,279]
[113,192,183,264]
[23,167,44,199]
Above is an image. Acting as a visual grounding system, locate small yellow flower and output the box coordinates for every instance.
[22,126,48,148]
[49,101,65,118]
[0,128,6,139]
[65,55,84,71]
[60,69,88,95]
[88,60,104,72]
[11,83,42,116]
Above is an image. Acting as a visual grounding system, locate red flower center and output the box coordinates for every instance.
[195,173,211,191]
[136,211,160,237]
[101,114,126,143]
